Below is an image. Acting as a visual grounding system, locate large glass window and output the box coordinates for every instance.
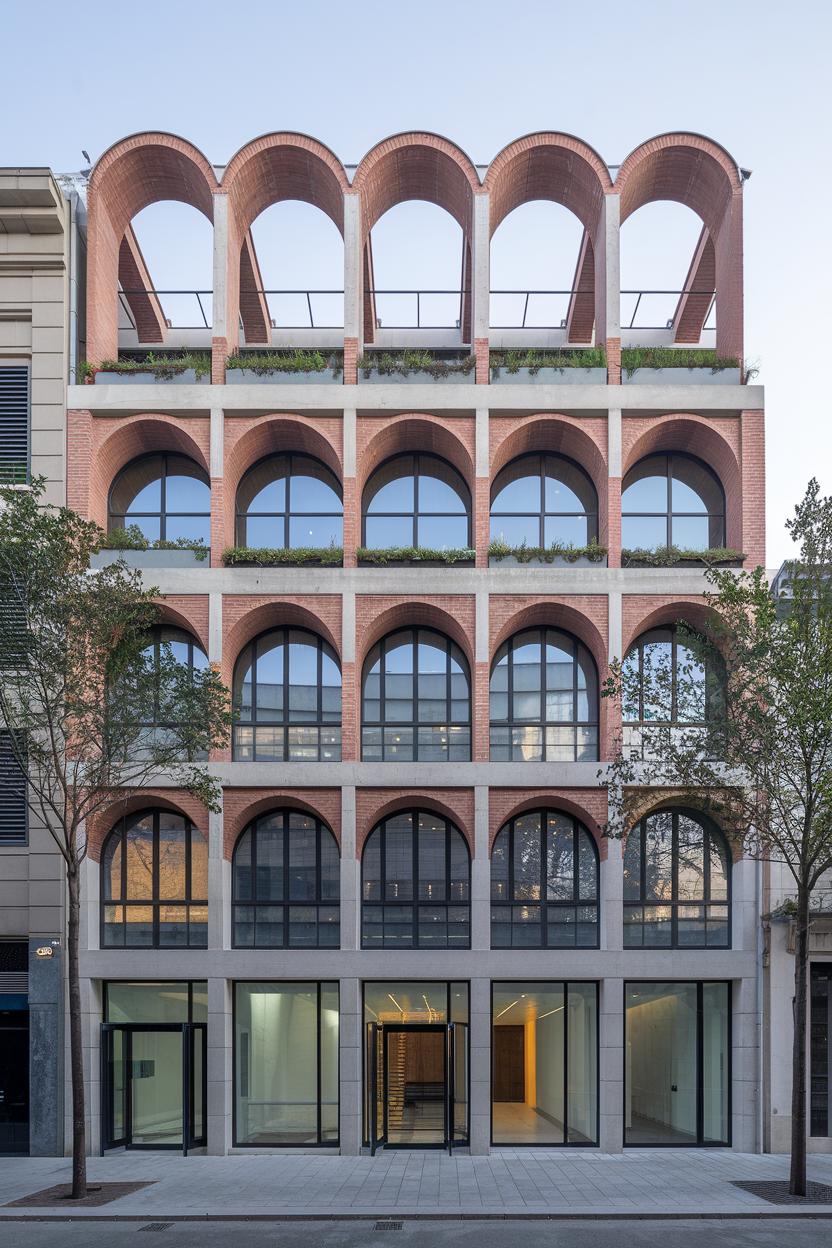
[233,628,341,762]
[101,809,208,948]
[232,810,340,949]
[491,811,598,948]
[234,982,339,1146]
[625,981,730,1146]
[622,624,724,758]
[622,453,725,552]
[362,811,470,949]
[490,628,598,762]
[127,626,209,758]
[362,628,470,762]
[363,453,471,550]
[490,454,598,549]
[109,453,210,546]
[104,981,208,1024]
[235,453,343,549]
[623,809,731,948]
[811,964,832,1136]
[492,982,598,1145]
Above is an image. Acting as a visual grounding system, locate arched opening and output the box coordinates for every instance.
[620,201,713,346]
[108,451,211,547]
[235,452,343,551]
[621,452,726,553]
[232,809,340,948]
[490,452,599,550]
[490,202,589,340]
[363,452,471,550]
[361,809,470,948]
[123,201,214,349]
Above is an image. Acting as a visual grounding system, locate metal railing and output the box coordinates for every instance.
[621,289,716,331]
[491,288,717,331]
[118,288,345,331]
[368,289,468,330]
[490,289,577,329]
[119,289,213,331]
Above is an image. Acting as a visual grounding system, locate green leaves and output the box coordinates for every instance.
[489,539,607,563]
[226,350,343,376]
[621,546,745,568]
[490,347,606,373]
[357,351,476,379]
[357,547,475,566]
[222,545,343,567]
[98,352,212,381]
[620,347,741,376]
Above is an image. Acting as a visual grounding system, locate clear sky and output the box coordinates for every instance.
[2,0,829,566]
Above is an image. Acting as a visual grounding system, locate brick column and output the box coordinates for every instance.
[740,409,765,568]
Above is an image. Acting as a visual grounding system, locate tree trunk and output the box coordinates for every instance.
[789,882,810,1196]
[67,865,87,1199]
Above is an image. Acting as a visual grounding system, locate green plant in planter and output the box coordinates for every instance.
[222,545,343,567]
[489,538,608,564]
[621,545,745,568]
[357,546,476,566]
[357,350,476,379]
[620,347,741,377]
[76,360,95,383]
[103,525,209,561]
[100,351,212,381]
[489,347,607,374]
[226,349,343,376]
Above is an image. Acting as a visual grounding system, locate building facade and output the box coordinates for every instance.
[4,130,769,1157]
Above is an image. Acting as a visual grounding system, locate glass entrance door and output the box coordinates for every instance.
[0,1008,29,1155]
[448,1021,468,1149]
[384,1024,447,1147]
[102,1024,206,1153]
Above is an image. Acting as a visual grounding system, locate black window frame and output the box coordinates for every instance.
[489,627,599,763]
[108,451,211,543]
[490,811,599,948]
[623,808,732,949]
[362,451,472,549]
[621,451,726,550]
[235,451,343,550]
[361,810,471,949]
[361,627,471,762]
[232,626,342,763]
[231,809,341,949]
[622,622,725,728]
[489,452,599,548]
[100,808,208,949]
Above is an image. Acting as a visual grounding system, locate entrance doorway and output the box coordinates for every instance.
[102,1023,206,1152]
[0,1004,29,1155]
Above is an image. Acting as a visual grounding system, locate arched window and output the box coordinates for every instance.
[490,454,598,549]
[232,810,340,948]
[621,453,725,552]
[109,452,210,545]
[491,811,599,947]
[235,453,343,549]
[361,810,470,948]
[622,624,725,756]
[233,628,341,762]
[362,628,470,762]
[363,453,471,550]
[101,809,207,948]
[131,625,210,758]
[490,628,598,762]
[623,808,730,948]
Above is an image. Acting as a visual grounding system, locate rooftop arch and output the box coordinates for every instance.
[484,132,612,236]
[353,132,480,235]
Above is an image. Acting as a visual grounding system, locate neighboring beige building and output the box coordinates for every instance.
[0,167,84,1155]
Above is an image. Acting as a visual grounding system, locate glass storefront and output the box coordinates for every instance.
[233,982,339,1146]
[624,981,730,1146]
[491,982,598,1145]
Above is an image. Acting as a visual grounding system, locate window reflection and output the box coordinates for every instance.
[490,454,598,549]
[363,453,470,550]
[109,453,210,546]
[236,454,343,549]
[622,624,724,759]
[622,453,725,552]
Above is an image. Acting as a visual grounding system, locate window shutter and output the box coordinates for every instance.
[0,732,27,843]
[0,365,30,484]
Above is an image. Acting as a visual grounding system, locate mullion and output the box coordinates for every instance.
[284,810,291,946]
[282,630,290,762]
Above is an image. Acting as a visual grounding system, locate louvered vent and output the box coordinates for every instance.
[0,732,27,843]
[0,366,29,484]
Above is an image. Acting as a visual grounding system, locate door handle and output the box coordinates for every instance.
[671,1084,678,1092]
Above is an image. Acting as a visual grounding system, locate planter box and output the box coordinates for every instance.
[359,558,475,569]
[622,367,742,385]
[489,554,607,568]
[490,367,607,385]
[91,548,209,569]
[226,368,342,385]
[225,559,343,569]
[622,558,743,570]
[95,369,205,385]
[359,370,474,385]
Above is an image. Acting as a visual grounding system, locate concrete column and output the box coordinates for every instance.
[733,975,760,1152]
[212,195,229,343]
[208,800,225,950]
[209,408,225,567]
[343,192,361,383]
[339,976,362,1154]
[469,976,490,1153]
[600,194,621,383]
[28,936,64,1156]
[601,836,623,953]
[208,591,223,665]
[599,976,623,1152]
[607,589,622,665]
[472,194,490,382]
[77,976,102,1156]
[209,407,224,479]
[732,856,758,953]
[607,408,622,480]
[340,785,358,951]
[207,976,232,1155]
[472,786,489,951]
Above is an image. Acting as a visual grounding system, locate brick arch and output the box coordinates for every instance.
[223,789,342,859]
[488,788,608,859]
[87,790,207,863]
[485,132,612,236]
[358,601,474,676]
[223,600,341,693]
[356,789,475,856]
[224,414,343,553]
[622,414,741,551]
[93,415,210,530]
[490,601,606,680]
[622,790,743,862]
[622,597,724,657]
[154,601,209,655]
[358,414,475,499]
[87,133,217,363]
[353,132,480,235]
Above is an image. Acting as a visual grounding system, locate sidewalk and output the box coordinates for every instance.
[3,1150,832,1219]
